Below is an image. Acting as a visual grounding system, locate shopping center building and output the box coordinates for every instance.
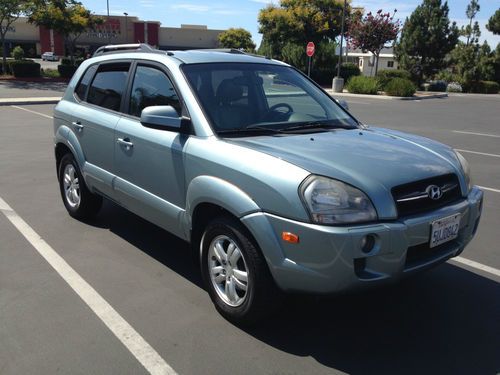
[3,14,225,57]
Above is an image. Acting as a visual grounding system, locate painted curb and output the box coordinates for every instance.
[325,90,448,100]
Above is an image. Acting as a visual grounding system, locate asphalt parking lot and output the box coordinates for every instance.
[0,95,499,374]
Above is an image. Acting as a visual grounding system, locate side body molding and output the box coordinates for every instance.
[184,175,261,237]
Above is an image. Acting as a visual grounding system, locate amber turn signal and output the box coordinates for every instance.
[281,232,299,243]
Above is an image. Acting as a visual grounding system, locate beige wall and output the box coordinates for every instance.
[159,27,223,49]
[3,18,39,41]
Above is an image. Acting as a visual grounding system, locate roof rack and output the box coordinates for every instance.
[93,43,165,57]
[190,48,270,59]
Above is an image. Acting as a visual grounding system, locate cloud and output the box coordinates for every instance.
[170,3,210,12]
[139,0,155,8]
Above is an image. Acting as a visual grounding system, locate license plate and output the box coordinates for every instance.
[430,213,461,248]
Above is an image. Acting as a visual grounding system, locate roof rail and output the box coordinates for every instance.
[93,43,164,57]
[190,48,269,59]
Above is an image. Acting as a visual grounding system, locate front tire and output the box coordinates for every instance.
[58,153,102,219]
[200,216,282,324]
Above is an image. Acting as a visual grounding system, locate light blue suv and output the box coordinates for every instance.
[54,44,483,324]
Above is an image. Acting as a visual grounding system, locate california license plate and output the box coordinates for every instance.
[430,213,461,248]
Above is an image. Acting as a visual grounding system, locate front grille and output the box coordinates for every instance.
[392,174,461,217]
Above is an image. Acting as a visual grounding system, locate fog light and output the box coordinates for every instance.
[360,234,376,253]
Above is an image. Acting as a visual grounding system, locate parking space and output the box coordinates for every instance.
[0,98,499,374]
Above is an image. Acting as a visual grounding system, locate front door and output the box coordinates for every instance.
[113,63,188,237]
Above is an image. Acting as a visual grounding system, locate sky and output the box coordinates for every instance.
[79,0,500,48]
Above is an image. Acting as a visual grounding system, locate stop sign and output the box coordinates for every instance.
[306,42,315,57]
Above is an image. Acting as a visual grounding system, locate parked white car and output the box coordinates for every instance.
[41,52,58,61]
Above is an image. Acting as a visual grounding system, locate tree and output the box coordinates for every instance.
[347,9,399,75]
[258,0,348,57]
[0,0,29,75]
[463,0,480,46]
[29,0,103,63]
[486,8,500,35]
[395,0,459,83]
[218,28,256,52]
[448,1,498,89]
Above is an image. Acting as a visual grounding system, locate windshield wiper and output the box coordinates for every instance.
[280,121,355,132]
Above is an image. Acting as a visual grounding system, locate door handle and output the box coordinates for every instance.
[117,137,134,150]
[72,121,84,132]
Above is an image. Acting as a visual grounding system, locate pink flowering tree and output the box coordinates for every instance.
[347,9,400,75]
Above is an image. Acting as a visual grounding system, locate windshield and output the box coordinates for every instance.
[182,63,358,136]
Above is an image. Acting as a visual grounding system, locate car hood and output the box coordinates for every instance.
[227,127,463,219]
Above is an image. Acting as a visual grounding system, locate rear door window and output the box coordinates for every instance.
[87,63,130,112]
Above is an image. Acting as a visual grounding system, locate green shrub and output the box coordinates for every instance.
[384,78,416,97]
[41,68,60,78]
[339,63,361,83]
[465,80,500,94]
[61,57,72,65]
[376,69,412,90]
[346,76,379,95]
[75,57,85,67]
[11,46,25,60]
[10,60,41,77]
[57,64,78,78]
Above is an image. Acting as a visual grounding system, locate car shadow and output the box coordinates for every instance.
[88,200,499,375]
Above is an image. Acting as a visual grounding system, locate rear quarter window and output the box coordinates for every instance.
[74,65,97,100]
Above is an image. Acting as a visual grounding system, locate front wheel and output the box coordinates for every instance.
[58,153,102,219]
[200,216,282,324]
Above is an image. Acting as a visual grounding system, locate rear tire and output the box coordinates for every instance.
[58,153,102,219]
[200,216,282,325]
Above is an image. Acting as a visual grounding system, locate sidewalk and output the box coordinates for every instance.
[325,89,448,100]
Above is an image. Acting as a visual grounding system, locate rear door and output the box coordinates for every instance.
[72,61,131,198]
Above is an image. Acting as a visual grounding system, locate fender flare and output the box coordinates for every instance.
[185,175,260,229]
[55,125,86,170]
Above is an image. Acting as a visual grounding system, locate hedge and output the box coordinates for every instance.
[465,81,500,94]
[58,64,78,78]
[376,69,412,90]
[10,60,41,77]
[384,78,416,97]
[339,63,361,83]
[346,76,379,95]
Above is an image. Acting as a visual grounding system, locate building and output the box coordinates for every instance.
[2,15,225,57]
[345,47,399,77]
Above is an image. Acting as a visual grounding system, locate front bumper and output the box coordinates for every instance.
[241,186,483,293]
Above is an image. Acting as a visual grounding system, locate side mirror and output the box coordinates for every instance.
[140,105,188,131]
[337,99,349,111]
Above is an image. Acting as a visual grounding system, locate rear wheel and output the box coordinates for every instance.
[200,216,282,324]
[58,153,102,219]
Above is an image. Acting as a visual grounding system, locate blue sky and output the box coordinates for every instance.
[80,0,500,48]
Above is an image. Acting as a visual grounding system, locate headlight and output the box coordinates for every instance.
[454,150,472,192]
[300,175,377,224]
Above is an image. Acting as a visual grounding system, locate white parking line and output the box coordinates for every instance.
[11,105,54,119]
[455,149,500,158]
[453,130,500,138]
[451,257,500,278]
[477,185,500,193]
[0,196,177,375]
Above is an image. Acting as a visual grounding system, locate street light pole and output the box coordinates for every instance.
[124,12,128,43]
[332,0,347,93]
